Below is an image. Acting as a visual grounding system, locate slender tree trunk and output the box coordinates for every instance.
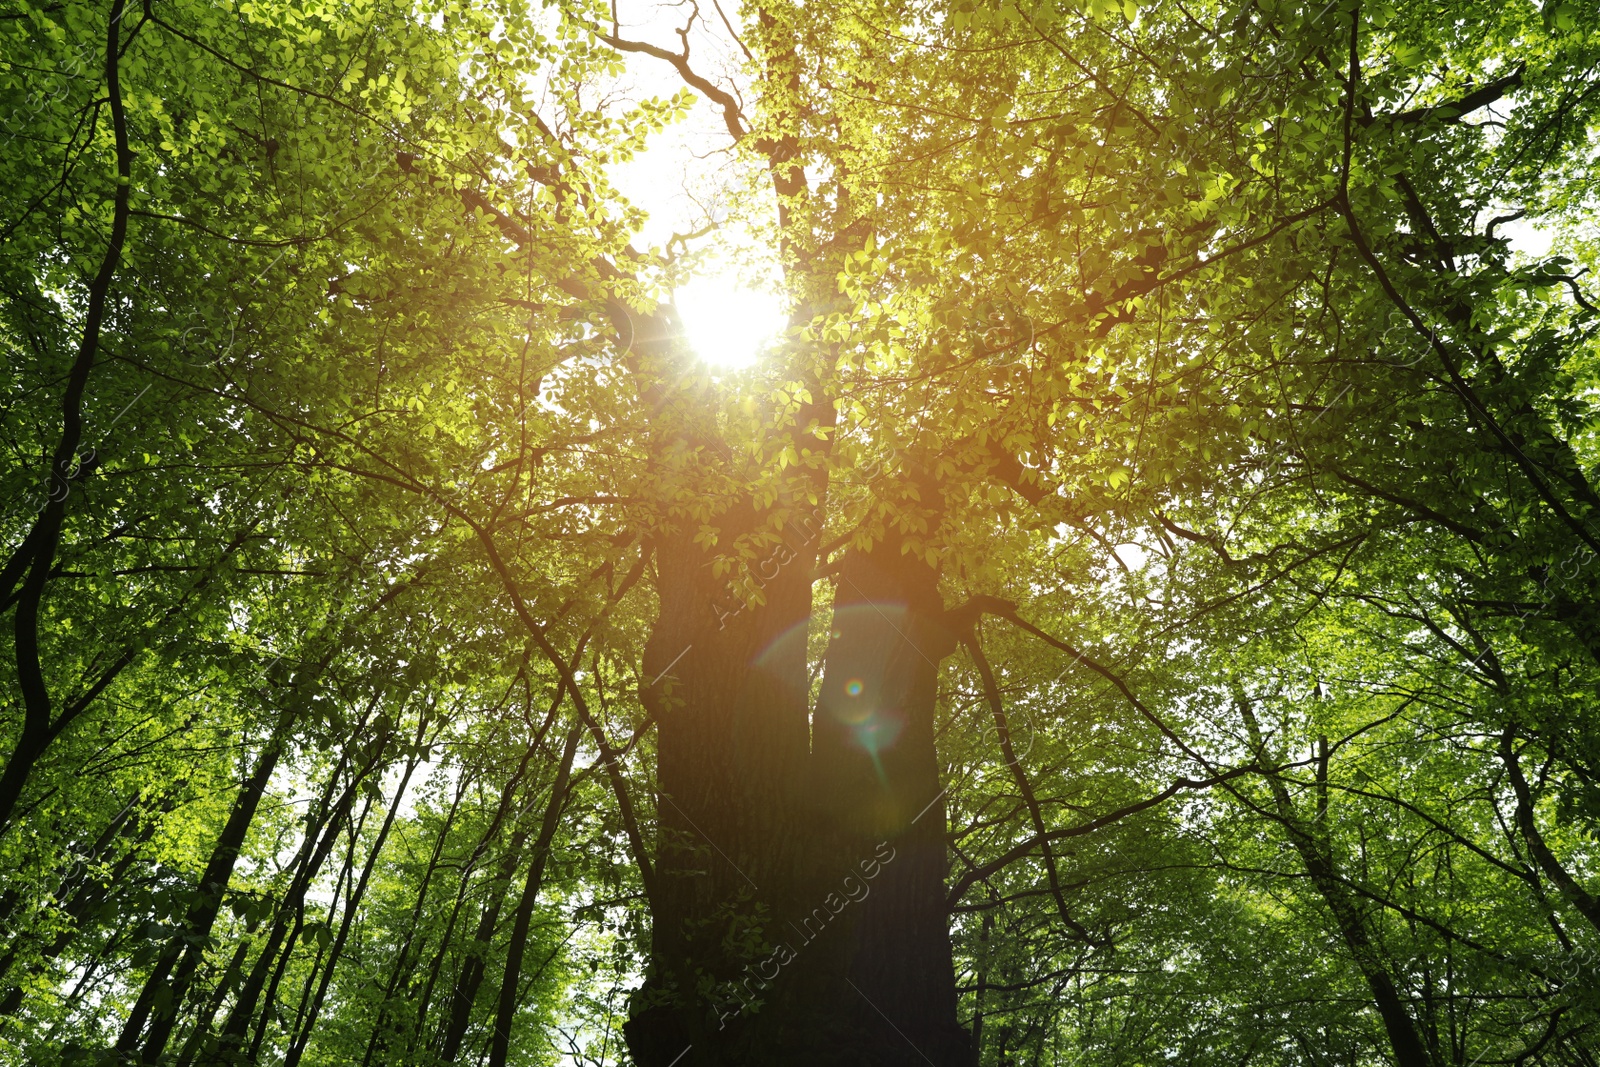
[115,708,293,1062]
[435,692,569,1062]
[170,916,262,1067]
[360,768,473,1067]
[1240,700,1432,1067]
[0,792,153,1005]
[971,905,994,1059]
[282,795,371,1061]
[244,852,324,1062]
[966,636,1092,944]
[0,0,135,837]
[0,793,138,942]
[485,716,584,1067]
[0,839,148,1017]
[412,844,484,1044]
[437,791,539,1060]
[282,749,418,1067]
[207,730,387,1063]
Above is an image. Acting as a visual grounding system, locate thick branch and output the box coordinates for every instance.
[1359,68,1524,128]
[963,633,1097,944]
[599,31,747,141]
[1500,725,1600,936]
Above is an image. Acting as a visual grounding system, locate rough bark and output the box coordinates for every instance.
[794,538,970,1066]
[628,532,972,1067]
[622,489,817,1065]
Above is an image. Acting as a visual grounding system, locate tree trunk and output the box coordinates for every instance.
[621,326,971,1065]
[622,495,817,1065]
[170,917,261,1067]
[622,301,821,1065]
[436,712,563,1062]
[793,538,970,1066]
[359,768,473,1067]
[971,903,995,1059]
[1499,725,1600,935]
[1240,700,1432,1067]
[283,750,418,1067]
[485,716,584,1067]
[115,708,293,1063]
[0,0,135,837]
[0,790,160,1011]
[206,728,387,1063]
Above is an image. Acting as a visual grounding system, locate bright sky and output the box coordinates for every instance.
[602,3,789,371]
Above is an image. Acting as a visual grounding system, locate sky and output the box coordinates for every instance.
[601,2,789,371]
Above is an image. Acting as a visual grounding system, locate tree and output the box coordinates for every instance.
[4,0,1600,1064]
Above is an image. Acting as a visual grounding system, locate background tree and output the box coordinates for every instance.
[3,0,1600,1064]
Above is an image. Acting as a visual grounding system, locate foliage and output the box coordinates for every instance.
[3,0,1599,1063]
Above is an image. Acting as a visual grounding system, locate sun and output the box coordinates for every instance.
[673,274,788,370]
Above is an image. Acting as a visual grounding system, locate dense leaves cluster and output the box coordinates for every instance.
[2,0,1599,1064]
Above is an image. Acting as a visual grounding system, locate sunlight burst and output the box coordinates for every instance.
[673,275,788,370]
